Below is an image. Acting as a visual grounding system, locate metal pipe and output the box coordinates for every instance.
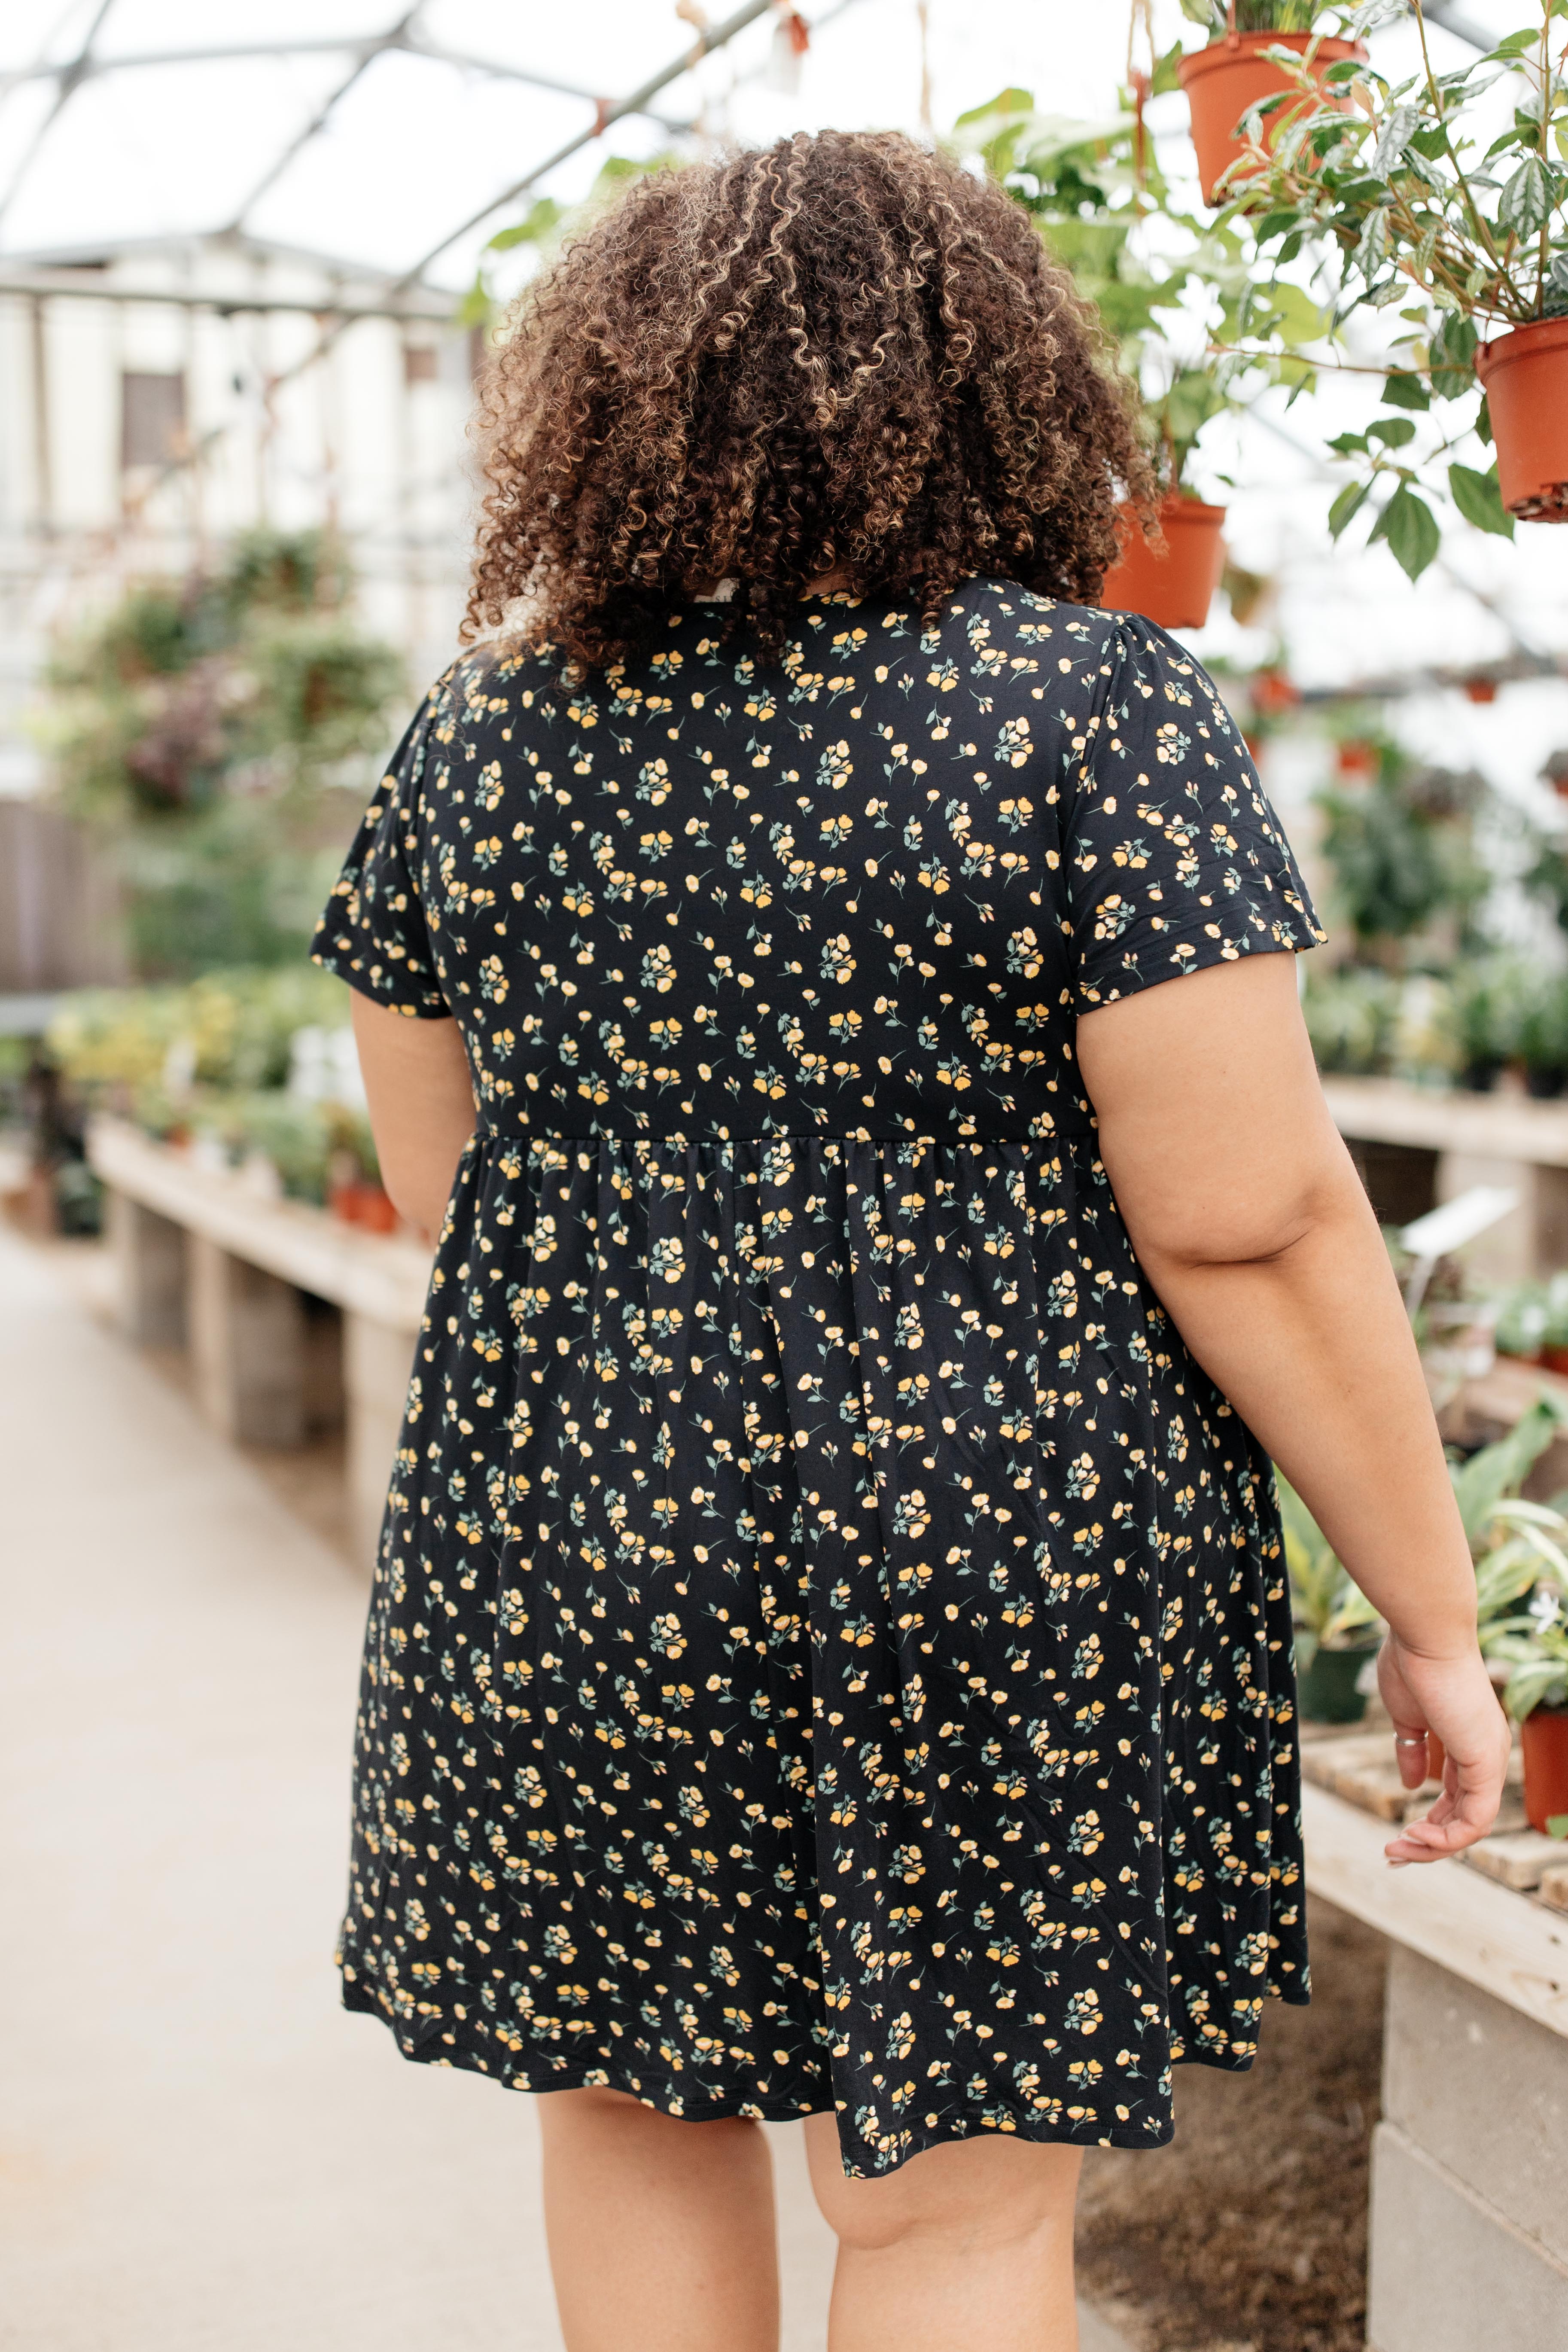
[0,273,456,321]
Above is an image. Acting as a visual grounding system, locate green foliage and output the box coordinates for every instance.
[462,155,682,332]
[1180,0,1350,27]
[45,964,378,1201]
[1277,1472,1384,1652]
[48,964,350,1102]
[43,530,398,825]
[36,531,400,980]
[1314,743,1486,950]
[1494,1270,1568,1358]
[1441,953,1533,1071]
[952,89,1328,490]
[1454,1396,1568,1716]
[1241,0,1568,571]
[1516,971,1568,1077]
[1301,962,1401,1072]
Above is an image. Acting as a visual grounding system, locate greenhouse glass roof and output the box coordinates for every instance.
[0,0,1563,789]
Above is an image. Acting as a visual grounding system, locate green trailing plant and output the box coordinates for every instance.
[952,83,1329,494]
[37,531,402,979]
[1238,0,1568,575]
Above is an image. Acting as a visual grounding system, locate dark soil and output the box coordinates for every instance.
[1076,1897,1386,2352]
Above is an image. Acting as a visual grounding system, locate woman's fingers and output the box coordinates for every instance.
[1383,1773,1502,1865]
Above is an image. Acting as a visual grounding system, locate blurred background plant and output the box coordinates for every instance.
[1243,0,1568,573]
[952,73,1328,499]
[43,964,381,1216]
[33,529,402,981]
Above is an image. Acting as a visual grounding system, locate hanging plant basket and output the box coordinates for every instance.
[1177,33,1367,208]
[1476,317,1568,523]
[1101,496,1227,631]
[1521,1699,1568,1834]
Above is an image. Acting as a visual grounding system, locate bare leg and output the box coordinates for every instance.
[805,2111,1082,2352]
[536,2085,780,2352]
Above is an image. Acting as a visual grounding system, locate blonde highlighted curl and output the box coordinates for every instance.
[464,129,1154,670]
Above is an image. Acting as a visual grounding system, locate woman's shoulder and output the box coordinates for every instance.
[919,576,1162,672]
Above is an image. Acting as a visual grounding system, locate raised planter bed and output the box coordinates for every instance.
[1300,1727,1568,2351]
[87,1114,432,1569]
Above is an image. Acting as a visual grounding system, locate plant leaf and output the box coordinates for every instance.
[1329,479,1373,539]
[1373,104,1421,176]
[1367,415,1418,448]
[1370,484,1442,580]
[1499,154,1553,241]
[1449,460,1516,539]
[1548,1814,1568,1840]
[1382,370,1431,410]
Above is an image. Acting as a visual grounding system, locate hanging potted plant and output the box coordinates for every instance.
[1176,1,1371,207]
[1242,0,1568,570]
[954,79,1327,629]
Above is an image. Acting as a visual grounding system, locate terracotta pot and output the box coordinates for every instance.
[1101,497,1227,631]
[1251,667,1299,716]
[330,1177,398,1232]
[356,1182,399,1234]
[1464,677,1498,704]
[1336,740,1378,780]
[1297,1639,1376,1725]
[1521,1700,1568,1834]
[1476,317,1568,522]
[1542,1343,1568,1377]
[1178,32,1367,207]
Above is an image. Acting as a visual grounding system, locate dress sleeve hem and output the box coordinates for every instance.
[309,945,453,1020]
[1072,905,1323,1015]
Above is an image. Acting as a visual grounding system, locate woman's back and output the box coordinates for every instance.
[321,580,1311,1146]
[315,576,1321,2175]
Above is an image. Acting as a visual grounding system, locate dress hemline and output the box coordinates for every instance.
[339,1966,1309,2175]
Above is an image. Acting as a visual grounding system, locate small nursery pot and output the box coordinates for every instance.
[1521,1700,1568,1835]
[329,1177,399,1232]
[1460,1057,1502,1094]
[1476,317,1568,523]
[1178,33,1367,207]
[1525,1066,1568,1101]
[1297,1637,1377,1725]
[1100,497,1227,631]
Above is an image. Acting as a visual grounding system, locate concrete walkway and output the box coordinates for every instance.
[0,1227,1129,2352]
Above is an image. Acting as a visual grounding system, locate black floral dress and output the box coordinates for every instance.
[312,580,1324,2178]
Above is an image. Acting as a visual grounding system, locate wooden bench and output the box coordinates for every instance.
[1322,1075,1568,1284]
[1303,1769,1568,2348]
[88,1114,432,1569]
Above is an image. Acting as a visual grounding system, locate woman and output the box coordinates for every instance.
[313,131,1507,2352]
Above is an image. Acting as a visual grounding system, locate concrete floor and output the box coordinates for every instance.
[0,1226,1129,2352]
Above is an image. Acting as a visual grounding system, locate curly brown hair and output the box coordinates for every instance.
[464,129,1153,670]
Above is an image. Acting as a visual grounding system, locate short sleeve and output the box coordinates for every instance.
[311,691,451,1018]
[1065,618,1324,1012]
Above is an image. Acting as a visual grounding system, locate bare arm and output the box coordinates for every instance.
[350,991,478,1242]
[1077,952,1509,1865]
